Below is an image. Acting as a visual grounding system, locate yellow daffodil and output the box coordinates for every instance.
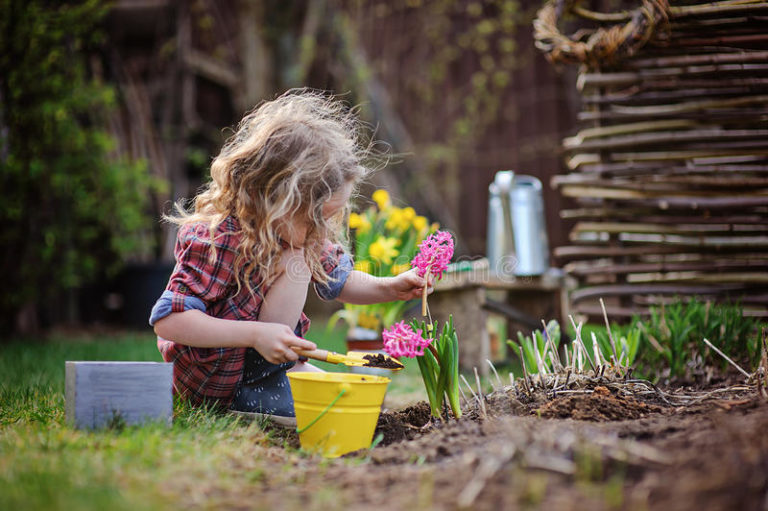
[354,260,373,274]
[357,311,381,330]
[349,212,363,228]
[372,189,391,210]
[384,207,412,231]
[413,215,428,231]
[402,207,416,221]
[349,212,372,234]
[384,207,402,230]
[369,236,399,264]
[391,264,410,275]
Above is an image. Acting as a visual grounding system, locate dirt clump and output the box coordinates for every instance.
[536,385,663,421]
[375,401,432,446]
[370,419,486,465]
[484,389,528,417]
[362,353,403,369]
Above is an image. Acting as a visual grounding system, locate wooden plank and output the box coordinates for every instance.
[554,174,768,190]
[562,189,768,209]
[572,221,768,235]
[582,86,768,106]
[555,244,768,261]
[577,108,768,123]
[563,129,768,152]
[560,208,768,224]
[433,264,565,292]
[669,2,768,18]
[570,283,747,303]
[567,150,768,170]
[66,362,173,430]
[579,70,768,91]
[565,258,768,276]
[555,245,681,260]
[626,50,768,69]
[577,163,768,176]
[623,272,768,284]
[569,233,768,248]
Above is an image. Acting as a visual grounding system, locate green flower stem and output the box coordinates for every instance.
[411,316,462,420]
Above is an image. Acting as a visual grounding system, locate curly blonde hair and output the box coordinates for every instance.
[167,89,372,295]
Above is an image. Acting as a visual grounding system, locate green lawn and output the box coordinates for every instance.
[0,325,428,511]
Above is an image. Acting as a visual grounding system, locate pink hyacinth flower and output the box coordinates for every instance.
[382,321,432,358]
[411,230,454,280]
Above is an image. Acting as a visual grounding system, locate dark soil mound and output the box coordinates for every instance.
[375,401,432,446]
[536,385,663,421]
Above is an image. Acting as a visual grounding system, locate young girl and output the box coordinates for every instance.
[149,90,431,419]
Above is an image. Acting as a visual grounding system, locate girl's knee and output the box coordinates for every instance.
[288,361,325,373]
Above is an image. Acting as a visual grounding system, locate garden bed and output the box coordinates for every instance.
[249,379,767,510]
[3,330,766,510]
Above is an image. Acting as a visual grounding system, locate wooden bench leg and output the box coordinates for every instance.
[423,285,489,377]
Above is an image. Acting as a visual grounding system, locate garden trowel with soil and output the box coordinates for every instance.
[293,348,404,371]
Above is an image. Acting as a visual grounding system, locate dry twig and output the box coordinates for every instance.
[702,337,751,379]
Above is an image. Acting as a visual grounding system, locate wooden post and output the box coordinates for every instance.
[426,284,490,377]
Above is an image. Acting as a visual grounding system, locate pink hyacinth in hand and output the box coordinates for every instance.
[382,321,431,358]
[411,230,454,317]
[411,230,454,280]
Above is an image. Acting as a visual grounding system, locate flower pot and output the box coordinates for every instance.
[346,326,384,351]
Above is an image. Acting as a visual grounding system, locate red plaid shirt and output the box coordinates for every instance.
[155,215,346,407]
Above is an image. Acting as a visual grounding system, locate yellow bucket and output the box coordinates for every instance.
[287,372,390,458]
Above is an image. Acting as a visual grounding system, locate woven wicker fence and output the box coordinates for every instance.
[534,0,768,320]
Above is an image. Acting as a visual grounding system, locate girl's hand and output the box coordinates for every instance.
[390,269,433,301]
[250,322,317,364]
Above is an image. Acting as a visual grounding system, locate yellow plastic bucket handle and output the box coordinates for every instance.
[295,388,347,434]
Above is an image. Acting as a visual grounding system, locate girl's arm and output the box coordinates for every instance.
[153,310,316,364]
[337,269,433,305]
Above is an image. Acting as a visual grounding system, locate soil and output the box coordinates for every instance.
[374,401,433,445]
[240,381,768,510]
[361,353,404,369]
[535,386,664,421]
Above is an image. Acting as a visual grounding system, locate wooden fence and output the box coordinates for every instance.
[535,0,768,320]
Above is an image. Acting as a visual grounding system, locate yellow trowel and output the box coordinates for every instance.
[293,348,404,371]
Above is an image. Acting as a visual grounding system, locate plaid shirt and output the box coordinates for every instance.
[154,215,347,408]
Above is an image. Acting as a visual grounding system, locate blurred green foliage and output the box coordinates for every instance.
[633,298,763,380]
[0,0,162,330]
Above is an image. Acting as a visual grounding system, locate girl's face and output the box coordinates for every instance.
[279,181,353,247]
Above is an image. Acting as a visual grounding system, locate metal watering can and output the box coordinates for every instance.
[487,171,550,276]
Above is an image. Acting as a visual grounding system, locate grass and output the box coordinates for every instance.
[0,324,427,511]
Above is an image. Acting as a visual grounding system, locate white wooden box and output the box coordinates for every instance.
[65,361,173,429]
